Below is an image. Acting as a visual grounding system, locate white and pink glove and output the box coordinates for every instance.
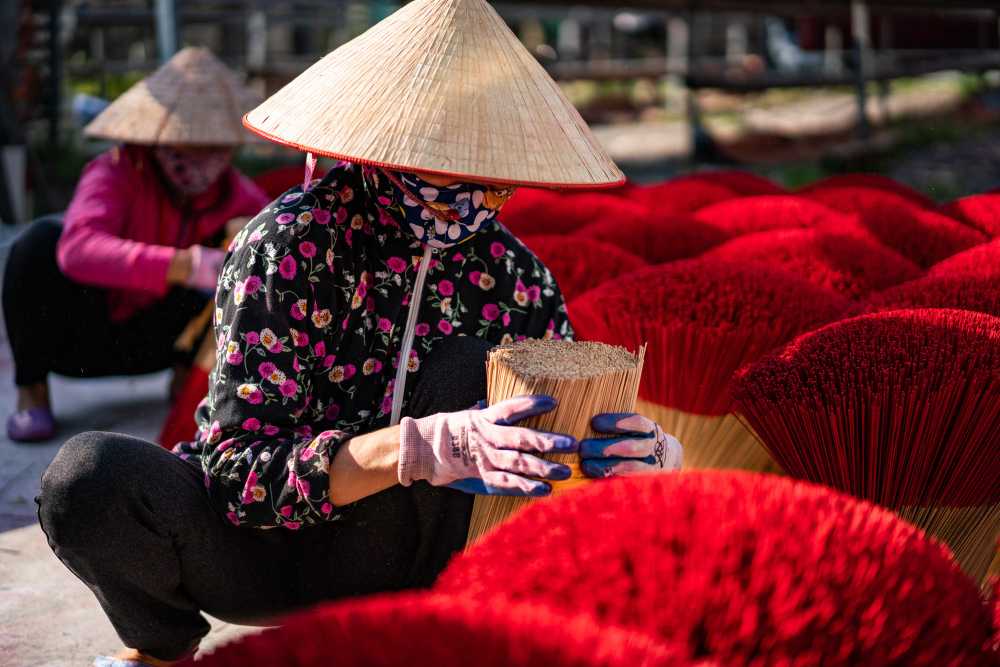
[398,395,577,497]
[186,245,227,293]
[580,413,683,477]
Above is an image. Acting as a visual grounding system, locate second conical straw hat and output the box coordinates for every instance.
[244,0,624,189]
[85,47,260,146]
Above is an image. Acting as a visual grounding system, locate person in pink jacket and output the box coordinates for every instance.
[2,48,269,442]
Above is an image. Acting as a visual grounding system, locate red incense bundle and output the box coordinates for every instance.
[800,173,936,209]
[500,190,649,237]
[693,195,857,236]
[682,170,787,197]
[181,592,692,667]
[519,235,648,302]
[928,239,1000,279]
[436,472,996,666]
[570,258,850,470]
[733,309,1000,583]
[803,186,986,267]
[862,273,1000,318]
[626,177,739,214]
[941,193,1000,237]
[577,216,730,264]
[701,226,922,299]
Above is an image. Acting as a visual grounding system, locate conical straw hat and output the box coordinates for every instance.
[243,0,624,189]
[85,46,260,146]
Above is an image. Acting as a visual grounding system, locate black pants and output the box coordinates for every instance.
[37,336,489,661]
[2,218,207,387]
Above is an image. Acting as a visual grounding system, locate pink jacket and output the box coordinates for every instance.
[58,146,270,321]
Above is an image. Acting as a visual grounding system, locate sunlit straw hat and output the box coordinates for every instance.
[243,0,625,189]
[84,46,260,147]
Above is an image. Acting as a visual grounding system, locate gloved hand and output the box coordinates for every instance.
[186,245,227,293]
[580,413,682,478]
[398,395,577,497]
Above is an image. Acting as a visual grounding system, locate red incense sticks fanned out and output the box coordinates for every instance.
[519,235,648,302]
[733,308,1000,582]
[571,258,850,415]
[437,472,996,667]
[941,194,1000,237]
[800,173,937,209]
[570,258,849,470]
[180,592,694,667]
[928,238,1000,279]
[577,216,730,264]
[803,186,986,267]
[863,274,1000,318]
[693,195,857,236]
[702,226,922,299]
[673,170,787,197]
[500,190,649,237]
[626,178,740,214]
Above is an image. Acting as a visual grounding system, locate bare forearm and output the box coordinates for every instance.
[328,425,401,506]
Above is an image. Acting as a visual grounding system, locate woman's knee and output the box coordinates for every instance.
[37,431,139,545]
[7,217,62,272]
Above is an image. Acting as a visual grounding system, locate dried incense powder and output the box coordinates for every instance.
[467,340,645,544]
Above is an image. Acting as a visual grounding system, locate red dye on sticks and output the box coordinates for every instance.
[863,273,1000,318]
[733,308,1000,583]
[578,216,730,264]
[179,592,693,667]
[693,194,857,236]
[519,235,647,302]
[800,173,937,209]
[941,193,1000,237]
[804,186,986,267]
[928,238,1000,279]
[437,472,997,667]
[626,178,739,214]
[500,191,649,238]
[570,258,850,470]
[702,226,922,299]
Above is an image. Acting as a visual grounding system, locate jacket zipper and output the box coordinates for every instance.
[390,245,434,425]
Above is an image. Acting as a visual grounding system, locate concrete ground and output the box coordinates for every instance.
[0,228,255,666]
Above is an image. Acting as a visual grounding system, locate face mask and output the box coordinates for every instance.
[379,169,515,248]
[154,146,231,197]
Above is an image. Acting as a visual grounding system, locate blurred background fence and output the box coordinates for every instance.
[6,0,1000,222]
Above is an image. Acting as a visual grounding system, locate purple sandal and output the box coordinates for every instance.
[6,407,56,442]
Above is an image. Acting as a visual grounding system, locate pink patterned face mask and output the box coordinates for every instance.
[154,146,232,196]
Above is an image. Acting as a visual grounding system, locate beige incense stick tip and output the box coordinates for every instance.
[490,339,639,381]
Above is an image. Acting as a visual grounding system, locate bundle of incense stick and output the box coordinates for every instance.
[800,173,937,209]
[803,186,986,268]
[702,226,921,300]
[578,216,730,264]
[569,257,849,473]
[862,273,1000,319]
[466,340,645,545]
[441,472,995,666]
[734,309,1000,584]
[520,235,647,302]
[692,195,857,236]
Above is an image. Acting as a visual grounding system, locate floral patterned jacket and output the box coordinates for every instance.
[174,163,573,529]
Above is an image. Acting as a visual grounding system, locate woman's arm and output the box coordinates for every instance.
[328,425,401,506]
[57,151,180,294]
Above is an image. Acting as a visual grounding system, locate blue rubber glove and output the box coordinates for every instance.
[580,413,682,478]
